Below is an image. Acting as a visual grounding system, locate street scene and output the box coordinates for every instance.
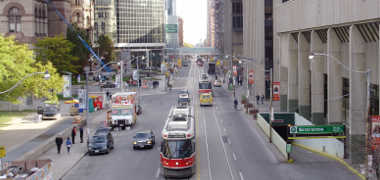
[0,0,379,180]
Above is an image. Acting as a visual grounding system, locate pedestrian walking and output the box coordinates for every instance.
[261,94,265,105]
[55,136,63,154]
[71,126,77,144]
[256,95,260,105]
[66,137,72,153]
[79,126,84,143]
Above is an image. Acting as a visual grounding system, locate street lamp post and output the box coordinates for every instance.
[0,71,50,95]
[84,66,90,126]
[309,52,372,179]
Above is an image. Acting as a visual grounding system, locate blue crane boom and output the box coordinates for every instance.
[44,0,111,72]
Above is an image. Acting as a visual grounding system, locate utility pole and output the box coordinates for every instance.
[120,60,124,92]
[365,70,374,180]
[84,66,90,126]
[269,68,273,143]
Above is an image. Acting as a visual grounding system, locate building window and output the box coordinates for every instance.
[8,7,21,33]
[101,22,105,33]
[76,12,80,23]
[233,16,243,30]
[232,2,242,15]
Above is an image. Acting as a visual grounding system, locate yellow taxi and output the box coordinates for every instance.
[200,92,213,106]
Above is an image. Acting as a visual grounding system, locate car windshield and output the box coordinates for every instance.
[112,109,133,116]
[135,133,149,139]
[162,140,193,159]
[199,82,211,89]
[44,106,56,112]
[202,95,211,99]
[90,136,106,143]
[178,97,190,103]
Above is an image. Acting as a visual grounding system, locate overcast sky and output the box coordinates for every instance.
[176,0,207,45]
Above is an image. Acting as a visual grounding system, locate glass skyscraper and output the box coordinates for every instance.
[115,0,165,47]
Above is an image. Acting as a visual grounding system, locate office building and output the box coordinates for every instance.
[178,17,183,47]
[274,0,380,164]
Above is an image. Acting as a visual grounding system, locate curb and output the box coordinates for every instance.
[293,143,365,180]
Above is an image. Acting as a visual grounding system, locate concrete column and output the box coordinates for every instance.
[298,32,311,119]
[279,33,289,112]
[327,28,343,124]
[288,34,298,112]
[349,25,367,164]
[310,30,325,124]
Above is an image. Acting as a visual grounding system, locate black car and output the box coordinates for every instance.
[133,130,155,150]
[42,106,61,120]
[95,127,112,135]
[88,134,114,155]
[101,82,116,88]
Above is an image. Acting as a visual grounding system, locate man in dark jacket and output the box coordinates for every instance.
[71,127,76,144]
[55,136,63,154]
[79,127,84,143]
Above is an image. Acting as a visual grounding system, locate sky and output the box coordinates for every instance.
[176,0,207,45]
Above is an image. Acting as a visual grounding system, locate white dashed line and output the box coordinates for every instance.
[232,152,237,161]
[239,171,245,180]
[155,168,160,178]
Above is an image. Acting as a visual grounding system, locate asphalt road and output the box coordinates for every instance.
[64,60,359,180]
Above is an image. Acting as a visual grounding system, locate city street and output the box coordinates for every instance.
[63,61,359,180]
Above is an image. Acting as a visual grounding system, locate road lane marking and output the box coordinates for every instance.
[156,168,160,178]
[232,152,237,161]
[239,171,245,180]
[201,101,214,180]
[212,106,235,180]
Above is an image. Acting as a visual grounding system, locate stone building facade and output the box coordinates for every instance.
[274,0,380,164]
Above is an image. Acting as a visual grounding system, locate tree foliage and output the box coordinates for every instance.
[66,24,91,75]
[0,35,63,103]
[97,34,115,63]
[34,35,79,74]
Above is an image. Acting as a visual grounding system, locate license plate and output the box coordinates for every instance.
[139,145,144,148]
[95,150,99,153]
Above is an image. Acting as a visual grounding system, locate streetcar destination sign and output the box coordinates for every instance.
[290,125,344,134]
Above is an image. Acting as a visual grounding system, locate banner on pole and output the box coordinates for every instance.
[273,82,280,101]
[371,115,380,150]
[248,69,254,85]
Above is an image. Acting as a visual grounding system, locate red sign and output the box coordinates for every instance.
[248,70,254,85]
[233,66,237,76]
[372,115,380,150]
[272,82,280,101]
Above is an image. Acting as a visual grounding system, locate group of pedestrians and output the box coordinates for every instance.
[256,94,265,105]
[55,126,84,154]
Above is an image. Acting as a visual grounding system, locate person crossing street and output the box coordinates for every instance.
[55,136,63,154]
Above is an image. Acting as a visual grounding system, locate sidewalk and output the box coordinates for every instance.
[37,110,105,180]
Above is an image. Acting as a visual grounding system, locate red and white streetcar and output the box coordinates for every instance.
[160,105,196,178]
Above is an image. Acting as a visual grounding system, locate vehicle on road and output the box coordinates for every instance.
[42,106,61,120]
[160,106,196,178]
[200,92,213,106]
[199,80,212,95]
[110,92,139,130]
[88,134,114,155]
[200,73,208,81]
[95,126,112,136]
[101,82,116,88]
[132,130,155,150]
[213,79,222,87]
[178,93,191,107]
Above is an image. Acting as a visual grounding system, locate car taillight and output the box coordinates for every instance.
[187,134,191,138]
[163,134,168,138]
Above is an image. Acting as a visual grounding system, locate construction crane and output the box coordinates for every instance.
[44,0,111,72]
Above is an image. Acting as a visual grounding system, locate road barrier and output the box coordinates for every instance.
[257,114,288,160]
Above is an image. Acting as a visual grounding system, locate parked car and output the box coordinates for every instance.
[101,82,116,88]
[95,127,112,136]
[132,130,155,150]
[42,106,61,120]
[88,134,114,155]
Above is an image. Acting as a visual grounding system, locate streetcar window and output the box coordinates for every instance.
[162,140,193,158]
[199,82,211,89]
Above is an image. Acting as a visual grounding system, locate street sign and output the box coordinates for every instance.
[248,69,254,85]
[0,146,6,158]
[273,82,280,101]
[290,125,345,134]
[165,24,178,33]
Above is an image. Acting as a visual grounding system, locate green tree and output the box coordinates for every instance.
[66,24,91,75]
[34,35,79,74]
[97,34,115,63]
[0,35,63,103]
